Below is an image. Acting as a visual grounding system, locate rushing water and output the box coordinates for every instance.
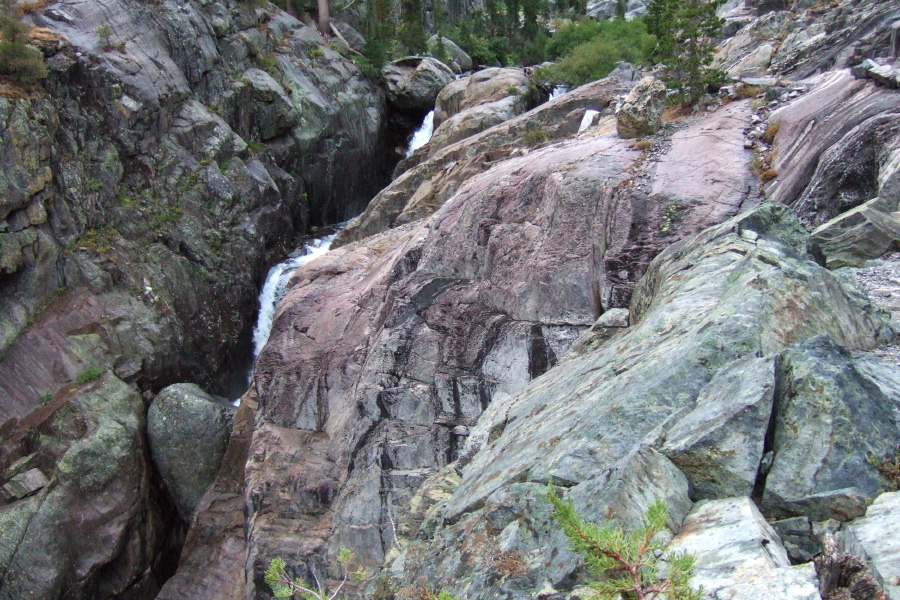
[251,232,339,359]
[549,85,569,100]
[406,110,435,156]
[578,109,601,133]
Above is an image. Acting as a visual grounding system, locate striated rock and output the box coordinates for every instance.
[616,76,667,139]
[809,197,900,269]
[336,78,634,245]
[382,57,456,113]
[771,0,900,79]
[760,335,900,521]
[424,68,539,155]
[426,35,472,73]
[766,70,900,220]
[236,68,299,141]
[662,355,776,500]
[587,0,647,19]
[843,491,900,599]
[667,498,822,599]
[392,204,893,598]
[148,383,236,521]
[243,105,767,596]
[0,372,179,600]
[433,68,533,128]
[714,11,792,78]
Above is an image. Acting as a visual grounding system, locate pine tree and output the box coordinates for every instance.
[547,487,702,600]
[648,0,725,106]
[0,1,48,85]
[397,0,427,54]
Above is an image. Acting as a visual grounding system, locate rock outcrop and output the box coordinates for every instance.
[148,383,236,521]
[0,0,394,596]
[0,372,180,600]
[382,57,456,114]
[616,76,667,139]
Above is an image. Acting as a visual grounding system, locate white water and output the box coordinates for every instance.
[251,232,339,359]
[578,109,600,133]
[406,110,435,156]
[549,85,569,100]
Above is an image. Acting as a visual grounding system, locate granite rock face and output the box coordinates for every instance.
[0,372,179,600]
[148,383,236,521]
[1,0,392,426]
[392,204,895,598]
[382,57,456,114]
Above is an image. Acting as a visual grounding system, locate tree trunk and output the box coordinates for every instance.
[317,0,330,37]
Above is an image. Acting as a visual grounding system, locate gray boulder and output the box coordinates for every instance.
[809,197,900,269]
[666,498,821,599]
[427,35,472,73]
[662,355,776,500]
[760,335,900,521]
[843,491,900,599]
[382,57,456,113]
[616,76,667,139]
[148,383,235,521]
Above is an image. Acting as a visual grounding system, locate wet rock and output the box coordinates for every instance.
[382,56,456,113]
[616,76,667,139]
[236,68,299,141]
[667,497,821,599]
[842,491,900,598]
[148,383,236,521]
[760,336,900,521]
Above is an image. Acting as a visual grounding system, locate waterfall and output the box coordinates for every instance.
[549,85,569,100]
[251,231,339,359]
[406,110,435,156]
[578,109,601,133]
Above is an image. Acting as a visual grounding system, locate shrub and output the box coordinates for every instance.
[96,22,112,50]
[258,52,283,76]
[547,486,702,600]
[265,548,368,599]
[544,18,656,86]
[0,8,48,84]
[522,128,548,145]
[633,139,654,151]
[762,122,780,145]
[76,367,105,384]
[506,85,519,96]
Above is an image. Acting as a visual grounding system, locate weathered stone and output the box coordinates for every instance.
[616,76,667,139]
[0,467,48,501]
[148,383,235,521]
[809,197,900,268]
[666,498,821,600]
[662,355,776,500]
[392,204,892,599]
[843,491,900,599]
[761,335,900,521]
[0,372,177,600]
[433,67,534,128]
[772,516,819,564]
[426,35,472,73]
[382,57,456,113]
[566,308,631,357]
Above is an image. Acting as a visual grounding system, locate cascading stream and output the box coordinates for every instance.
[406,110,435,156]
[251,231,340,359]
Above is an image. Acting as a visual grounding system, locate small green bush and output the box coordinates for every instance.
[543,18,656,86]
[266,548,368,599]
[0,10,48,84]
[76,367,105,384]
[522,128,548,146]
[547,486,702,600]
[257,52,283,77]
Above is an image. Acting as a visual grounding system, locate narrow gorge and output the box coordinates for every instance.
[1,0,900,599]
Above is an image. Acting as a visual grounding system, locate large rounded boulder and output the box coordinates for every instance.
[381,56,456,113]
[616,76,667,139]
[148,383,236,521]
